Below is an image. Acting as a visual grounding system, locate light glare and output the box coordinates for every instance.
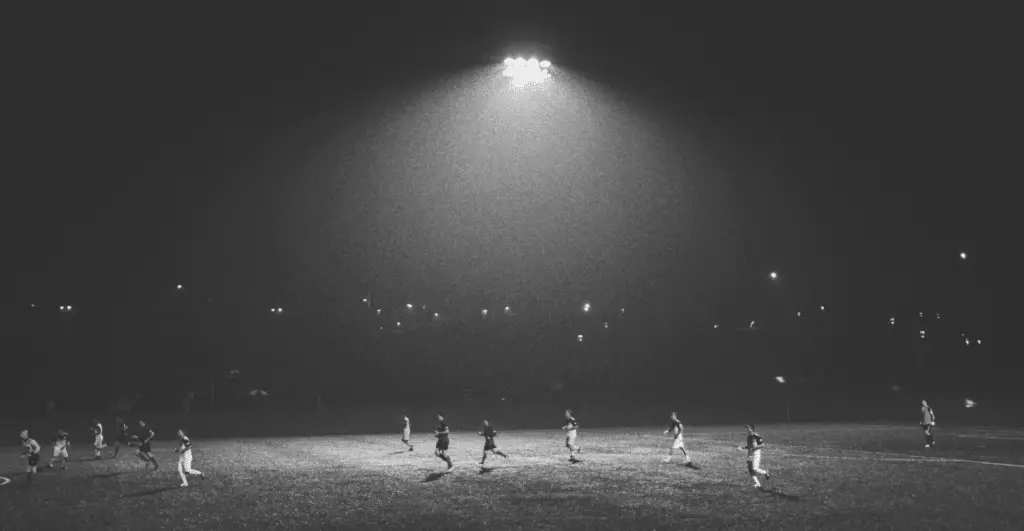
[503,56,552,87]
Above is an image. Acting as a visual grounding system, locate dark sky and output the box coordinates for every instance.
[4,5,1000,404]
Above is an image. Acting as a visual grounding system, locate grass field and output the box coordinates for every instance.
[2,424,1023,530]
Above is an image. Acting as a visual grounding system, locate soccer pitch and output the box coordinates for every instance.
[2,424,1022,530]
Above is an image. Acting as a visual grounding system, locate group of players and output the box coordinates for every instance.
[17,416,205,488]
[16,401,938,491]
[418,409,773,489]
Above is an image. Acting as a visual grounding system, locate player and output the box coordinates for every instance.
[135,420,159,470]
[401,415,413,451]
[49,429,70,469]
[433,412,454,472]
[112,416,130,458]
[921,400,937,448]
[478,419,509,466]
[562,409,581,462]
[174,429,206,487]
[662,412,692,465]
[90,419,106,459]
[738,424,771,488]
[20,429,42,484]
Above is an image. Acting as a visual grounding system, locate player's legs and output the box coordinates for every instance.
[748,453,769,486]
[491,447,508,458]
[402,432,413,451]
[923,424,935,447]
[480,449,488,465]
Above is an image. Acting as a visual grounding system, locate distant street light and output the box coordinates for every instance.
[406,303,413,310]
[481,309,488,317]
[769,271,778,280]
[576,334,584,342]
[582,302,591,313]
[820,306,825,312]
[960,252,967,260]
[796,312,801,317]
[271,308,283,314]
[176,284,183,290]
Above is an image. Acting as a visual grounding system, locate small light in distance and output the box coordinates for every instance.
[577,334,583,342]
[919,312,924,318]
[603,322,609,329]
[965,338,970,346]
[406,303,413,310]
[176,284,183,290]
[713,324,719,329]
[539,60,551,68]
[965,398,977,408]
[796,311,801,317]
[30,304,35,308]
[960,252,967,260]
[620,308,625,314]
[976,339,981,345]
[433,312,439,318]
[582,302,591,313]
[749,320,756,329]
[481,309,488,317]
[890,317,895,326]
[935,313,941,320]
[769,271,778,280]
[920,330,927,339]
[775,376,786,384]
[503,56,551,87]
[504,306,510,313]
[376,309,382,315]
[820,306,825,311]
[396,321,401,327]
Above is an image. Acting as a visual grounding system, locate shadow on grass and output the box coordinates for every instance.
[92,471,128,479]
[422,471,450,483]
[685,462,702,470]
[123,486,179,498]
[387,450,409,455]
[479,467,494,474]
[762,487,800,501]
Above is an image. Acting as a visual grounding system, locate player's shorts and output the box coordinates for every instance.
[28,454,40,467]
[53,446,68,458]
[402,430,410,443]
[672,437,686,450]
[435,438,449,452]
[94,434,105,448]
[565,432,578,448]
[179,449,193,469]
[484,438,497,451]
[139,442,152,453]
[921,423,934,432]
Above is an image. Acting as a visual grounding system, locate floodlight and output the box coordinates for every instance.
[960,252,967,260]
[502,56,552,87]
[775,376,786,384]
[539,60,551,68]
[769,271,778,280]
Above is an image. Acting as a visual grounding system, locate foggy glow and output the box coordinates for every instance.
[796,311,801,317]
[481,309,488,317]
[577,334,583,342]
[820,306,825,311]
[769,271,778,280]
[920,330,927,339]
[713,324,719,329]
[775,376,786,384]
[603,322,609,328]
[433,312,439,318]
[270,308,283,314]
[504,306,510,313]
[503,57,551,87]
[960,252,967,260]
[890,316,895,326]
[965,398,976,408]
[582,302,591,313]
[406,303,413,309]
[376,309,382,315]
[176,284,183,290]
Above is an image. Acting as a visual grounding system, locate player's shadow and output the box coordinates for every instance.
[123,486,179,498]
[422,471,449,483]
[387,450,409,455]
[761,487,800,501]
[478,467,494,474]
[684,462,702,470]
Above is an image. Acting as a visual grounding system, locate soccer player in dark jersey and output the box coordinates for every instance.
[662,412,692,465]
[737,424,771,488]
[20,429,42,484]
[90,419,106,459]
[562,409,581,462]
[135,420,159,470]
[174,429,205,487]
[434,412,454,472]
[112,417,130,458]
[921,400,937,448]
[478,420,509,466]
[49,429,70,469]
[401,415,413,451]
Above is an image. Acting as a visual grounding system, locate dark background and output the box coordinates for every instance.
[2,4,1001,426]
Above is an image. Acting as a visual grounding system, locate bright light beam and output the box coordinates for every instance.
[503,56,552,87]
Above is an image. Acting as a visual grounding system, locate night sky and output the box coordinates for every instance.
[3,6,999,413]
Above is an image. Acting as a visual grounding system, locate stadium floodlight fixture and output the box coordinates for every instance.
[960,251,967,260]
[769,271,778,280]
[503,56,552,87]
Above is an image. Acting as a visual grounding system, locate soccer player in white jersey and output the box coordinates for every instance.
[174,429,205,487]
[662,412,692,465]
[401,415,413,451]
[738,424,771,488]
[921,400,937,448]
[49,429,70,469]
[20,430,42,484]
[562,409,581,462]
[91,419,106,459]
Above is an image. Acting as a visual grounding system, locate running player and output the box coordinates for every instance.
[921,400,937,448]
[135,420,159,470]
[49,429,70,469]
[112,417,130,458]
[478,419,509,466]
[90,419,106,459]
[434,412,454,472]
[738,424,771,488]
[662,412,692,465]
[20,430,41,484]
[562,409,581,462]
[401,415,413,451]
[174,429,205,487]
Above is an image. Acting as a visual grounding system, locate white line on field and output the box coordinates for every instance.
[954,435,1024,441]
[781,453,1024,469]
[0,476,10,486]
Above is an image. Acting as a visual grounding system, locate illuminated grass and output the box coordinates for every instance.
[2,425,1022,530]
